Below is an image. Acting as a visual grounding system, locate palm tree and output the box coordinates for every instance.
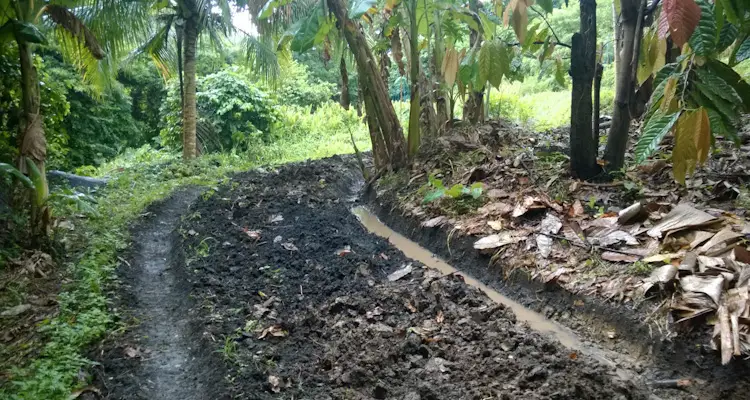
[133,0,280,159]
[0,0,148,233]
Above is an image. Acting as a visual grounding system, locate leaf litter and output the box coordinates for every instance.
[377,119,750,365]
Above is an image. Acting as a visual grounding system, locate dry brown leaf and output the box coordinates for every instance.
[568,200,585,217]
[646,204,720,239]
[601,251,640,263]
[699,227,742,254]
[259,325,288,339]
[281,242,299,251]
[474,233,520,250]
[268,375,281,393]
[124,346,140,358]
[422,216,447,228]
[387,264,413,281]
[487,220,504,230]
[680,275,725,305]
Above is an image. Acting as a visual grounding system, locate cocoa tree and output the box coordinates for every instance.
[631,0,750,183]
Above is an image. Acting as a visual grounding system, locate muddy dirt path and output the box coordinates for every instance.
[99,155,739,399]
[98,188,226,400]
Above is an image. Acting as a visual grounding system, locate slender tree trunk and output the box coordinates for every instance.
[182,15,199,160]
[407,0,420,157]
[340,57,350,110]
[603,0,644,170]
[463,0,484,124]
[328,0,407,169]
[432,10,449,133]
[569,0,600,180]
[593,62,603,147]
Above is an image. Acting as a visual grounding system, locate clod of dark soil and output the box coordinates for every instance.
[176,155,650,399]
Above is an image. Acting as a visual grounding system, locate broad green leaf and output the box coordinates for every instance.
[717,0,739,24]
[459,47,477,85]
[695,68,742,105]
[488,40,508,89]
[688,0,716,56]
[428,174,444,189]
[446,184,464,198]
[717,22,738,52]
[538,0,553,14]
[694,81,739,122]
[423,189,445,203]
[25,158,46,207]
[736,37,750,63]
[9,21,47,44]
[349,0,376,19]
[469,182,483,198]
[259,0,279,19]
[706,59,750,109]
[478,41,492,87]
[634,111,681,164]
[0,162,33,189]
[290,8,324,53]
[705,106,738,143]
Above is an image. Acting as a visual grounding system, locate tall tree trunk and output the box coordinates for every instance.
[603,0,644,170]
[340,57,350,110]
[569,0,599,179]
[406,0,420,157]
[432,10,449,133]
[463,0,484,124]
[16,38,48,236]
[182,15,199,160]
[593,62,603,147]
[328,0,407,169]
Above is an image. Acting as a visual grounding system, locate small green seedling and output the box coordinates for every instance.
[422,175,483,204]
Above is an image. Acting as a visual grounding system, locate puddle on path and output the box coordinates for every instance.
[353,206,620,368]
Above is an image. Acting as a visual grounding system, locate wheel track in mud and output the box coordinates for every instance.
[97,187,227,400]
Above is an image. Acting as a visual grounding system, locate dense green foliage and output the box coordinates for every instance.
[275,61,337,109]
[159,68,280,152]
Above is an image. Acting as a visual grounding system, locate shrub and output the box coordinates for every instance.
[274,62,336,110]
[159,68,279,152]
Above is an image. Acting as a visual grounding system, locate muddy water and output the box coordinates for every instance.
[353,206,619,367]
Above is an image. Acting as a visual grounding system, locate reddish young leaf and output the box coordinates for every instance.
[662,0,701,47]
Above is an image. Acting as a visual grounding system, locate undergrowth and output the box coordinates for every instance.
[0,110,370,399]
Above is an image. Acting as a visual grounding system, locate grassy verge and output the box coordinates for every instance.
[0,109,370,399]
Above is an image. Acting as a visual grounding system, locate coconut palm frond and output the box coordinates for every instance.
[127,16,177,79]
[42,5,105,59]
[243,34,281,85]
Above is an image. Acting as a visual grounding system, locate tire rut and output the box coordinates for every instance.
[99,187,226,400]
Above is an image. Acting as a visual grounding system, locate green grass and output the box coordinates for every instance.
[1,101,369,399]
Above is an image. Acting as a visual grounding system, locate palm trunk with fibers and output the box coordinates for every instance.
[17,39,49,235]
[328,0,407,170]
[340,57,350,110]
[569,0,599,180]
[182,16,199,160]
[603,0,644,171]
